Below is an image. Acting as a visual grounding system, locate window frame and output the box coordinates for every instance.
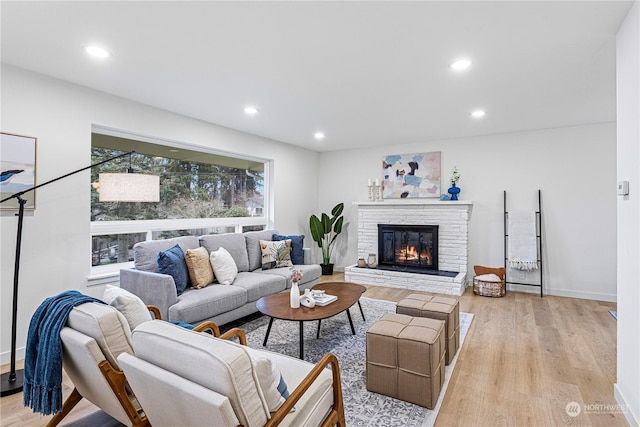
[89,125,273,280]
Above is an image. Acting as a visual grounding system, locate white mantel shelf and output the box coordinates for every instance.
[353,200,473,206]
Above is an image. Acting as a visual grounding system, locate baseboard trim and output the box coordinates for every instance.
[506,284,617,302]
[615,384,639,427]
[1,346,25,366]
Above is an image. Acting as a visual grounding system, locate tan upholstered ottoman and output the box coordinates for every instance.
[366,313,445,409]
[396,294,460,365]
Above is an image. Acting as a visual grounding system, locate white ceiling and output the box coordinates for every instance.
[1,1,633,152]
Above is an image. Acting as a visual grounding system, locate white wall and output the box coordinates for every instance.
[318,123,617,301]
[616,2,640,425]
[0,65,319,363]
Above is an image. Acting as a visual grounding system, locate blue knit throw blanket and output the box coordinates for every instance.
[23,290,104,415]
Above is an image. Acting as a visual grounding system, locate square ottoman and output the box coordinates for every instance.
[396,294,460,365]
[366,313,445,409]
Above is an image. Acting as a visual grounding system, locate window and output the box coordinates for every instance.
[92,233,145,266]
[90,127,270,269]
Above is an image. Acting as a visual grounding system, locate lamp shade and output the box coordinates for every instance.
[98,173,160,202]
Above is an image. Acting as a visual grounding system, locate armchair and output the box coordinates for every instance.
[118,320,346,427]
[47,302,146,427]
[48,302,218,427]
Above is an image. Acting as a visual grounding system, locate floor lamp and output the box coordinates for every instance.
[0,150,159,397]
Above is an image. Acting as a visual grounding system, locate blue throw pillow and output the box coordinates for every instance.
[157,244,189,295]
[273,234,304,265]
[170,321,195,330]
[277,374,291,399]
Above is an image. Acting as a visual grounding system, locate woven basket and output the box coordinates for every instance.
[472,265,506,298]
[473,276,505,297]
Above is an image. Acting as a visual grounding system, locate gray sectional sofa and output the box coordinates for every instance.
[119,229,321,326]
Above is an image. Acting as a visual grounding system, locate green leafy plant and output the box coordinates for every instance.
[309,202,344,265]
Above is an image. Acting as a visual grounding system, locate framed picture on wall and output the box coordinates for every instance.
[382,151,441,198]
[1,132,37,210]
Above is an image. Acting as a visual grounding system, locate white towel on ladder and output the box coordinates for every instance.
[508,210,538,271]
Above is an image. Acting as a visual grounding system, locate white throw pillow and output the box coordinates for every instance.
[209,247,238,285]
[102,285,152,330]
[475,273,502,282]
[242,346,291,413]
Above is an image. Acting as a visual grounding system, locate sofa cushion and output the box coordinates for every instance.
[260,240,293,270]
[232,272,286,303]
[66,302,133,369]
[102,285,152,330]
[273,234,305,265]
[157,244,190,295]
[244,229,278,271]
[130,321,269,427]
[210,247,238,285]
[167,285,247,324]
[185,247,214,289]
[133,236,199,273]
[199,233,250,272]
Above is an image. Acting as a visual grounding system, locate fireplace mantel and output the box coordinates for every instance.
[353,200,473,206]
[345,199,472,295]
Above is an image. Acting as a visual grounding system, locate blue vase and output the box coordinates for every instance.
[448,182,460,201]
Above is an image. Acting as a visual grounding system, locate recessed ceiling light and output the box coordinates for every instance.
[449,59,471,71]
[471,110,486,118]
[84,45,110,58]
[244,106,259,115]
[314,132,325,140]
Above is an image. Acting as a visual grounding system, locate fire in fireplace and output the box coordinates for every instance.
[377,224,438,273]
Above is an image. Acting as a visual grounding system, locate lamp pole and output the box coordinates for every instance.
[0,150,135,397]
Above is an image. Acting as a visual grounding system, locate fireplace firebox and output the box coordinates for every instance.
[377,224,438,273]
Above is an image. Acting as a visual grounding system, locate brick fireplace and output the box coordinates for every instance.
[344,200,473,295]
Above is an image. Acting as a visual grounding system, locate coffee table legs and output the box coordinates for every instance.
[346,309,355,335]
[317,308,357,338]
[263,317,274,346]
[299,321,304,359]
[358,300,365,320]
[264,317,305,359]
[264,305,358,359]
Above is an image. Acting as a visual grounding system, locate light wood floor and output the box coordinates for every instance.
[1,274,624,426]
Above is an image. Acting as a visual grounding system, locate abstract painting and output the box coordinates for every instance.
[382,152,441,199]
[1,132,37,209]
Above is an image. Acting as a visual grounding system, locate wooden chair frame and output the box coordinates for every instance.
[217,328,346,427]
[46,359,150,427]
[265,353,345,427]
[47,306,219,427]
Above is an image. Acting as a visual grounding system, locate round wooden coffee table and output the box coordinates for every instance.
[256,282,365,359]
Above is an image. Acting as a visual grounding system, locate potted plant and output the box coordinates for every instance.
[309,202,344,275]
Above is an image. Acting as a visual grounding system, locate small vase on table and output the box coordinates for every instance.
[290,281,300,308]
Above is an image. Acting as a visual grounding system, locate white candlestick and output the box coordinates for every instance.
[375,178,380,186]
[368,178,372,186]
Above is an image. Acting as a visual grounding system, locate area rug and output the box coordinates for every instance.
[232,297,474,427]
